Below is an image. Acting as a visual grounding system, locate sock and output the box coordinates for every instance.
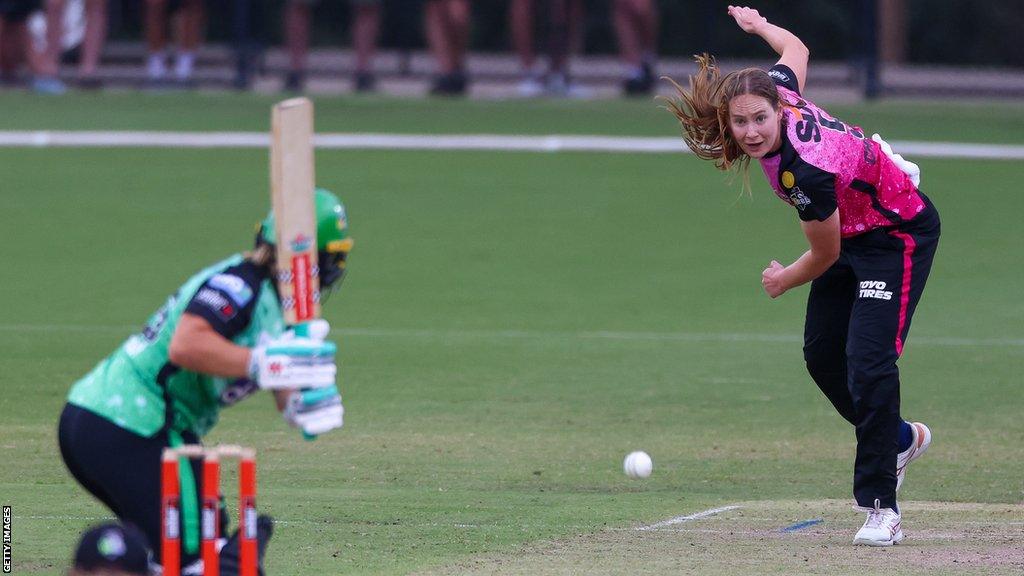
[898,420,914,452]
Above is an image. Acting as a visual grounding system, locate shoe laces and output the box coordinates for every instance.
[864,499,885,529]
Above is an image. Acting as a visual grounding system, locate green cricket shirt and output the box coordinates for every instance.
[68,255,287,438]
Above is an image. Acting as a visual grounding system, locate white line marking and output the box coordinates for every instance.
[0,131,1023,160]
[1,324,1021,347]
[636,505,742,531]
[14,515,116,521]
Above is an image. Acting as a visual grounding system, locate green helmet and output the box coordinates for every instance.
[260,188,352,251]
[259,188,354,287]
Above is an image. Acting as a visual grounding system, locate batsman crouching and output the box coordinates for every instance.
[58,189,353,574]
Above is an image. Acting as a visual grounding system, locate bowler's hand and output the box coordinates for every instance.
[761,260,787,298]
[727,6,767,34]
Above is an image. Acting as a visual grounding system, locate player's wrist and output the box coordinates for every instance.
[246,347,262,381]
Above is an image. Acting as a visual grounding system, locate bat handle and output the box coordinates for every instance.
[292,319,329,340]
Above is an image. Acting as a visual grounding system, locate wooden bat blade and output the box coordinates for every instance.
[270,97,319,324]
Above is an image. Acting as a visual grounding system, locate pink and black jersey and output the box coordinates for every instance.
[758,65,926,238]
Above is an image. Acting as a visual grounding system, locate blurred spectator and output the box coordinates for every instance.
[424,0,469,96]
[284,0,382,93]
[508,0,586,97]
[76,0,107,87]
[26,0,105,89]
[144,0,204,86]
[0,0,66,93]
[613,0,657,95]
[30,0,65,91]
[0,1,35,84]
[70,522,153,576]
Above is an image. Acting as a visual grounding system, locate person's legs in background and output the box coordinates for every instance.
[613,0,657,95]
[0,12,30,84]
[144,0,168,80]
[171,0,203,83]
[350,0,380,92]
[425,0,469,96]
[29,0,68,92]
[508,0,542,96]
[76,0,108,87]
[283,0,314,91]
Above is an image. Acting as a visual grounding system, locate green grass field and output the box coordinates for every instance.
[1,94,1022,575]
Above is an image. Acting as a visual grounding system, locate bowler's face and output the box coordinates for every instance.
[728,94,782,158]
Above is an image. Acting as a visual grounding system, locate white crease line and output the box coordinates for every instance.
[0,131,1023,160]
[636,505,742,531]
[1,323,1021,347]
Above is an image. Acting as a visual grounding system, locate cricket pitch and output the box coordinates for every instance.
[418,500,1024,576]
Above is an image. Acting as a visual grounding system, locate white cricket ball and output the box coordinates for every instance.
[623,451,653,479]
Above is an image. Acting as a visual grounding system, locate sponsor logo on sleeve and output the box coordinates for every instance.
[768,68,791,85]
[194,288,237,320]
[858,280,893,300]
[209,274,253,306]
[788,186,812,211]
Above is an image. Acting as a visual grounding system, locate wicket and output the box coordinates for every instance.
[161,445,258,576]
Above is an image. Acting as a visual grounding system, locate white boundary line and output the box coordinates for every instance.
[0,131,1023,160]
[636,505,742,531]
[0,323,1021,347]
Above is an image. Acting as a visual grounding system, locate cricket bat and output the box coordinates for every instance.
[270,97,319,325]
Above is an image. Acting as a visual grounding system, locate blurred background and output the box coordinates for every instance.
[2,0,1022,100]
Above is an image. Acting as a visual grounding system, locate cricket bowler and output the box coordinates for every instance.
[663,5,938,547]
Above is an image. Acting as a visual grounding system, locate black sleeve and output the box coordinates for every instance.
[790,162,837,222]
[767,64,800,94]
[184,262,265,339]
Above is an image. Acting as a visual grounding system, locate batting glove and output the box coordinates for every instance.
[249,321,336,390]
[283,385,344,438]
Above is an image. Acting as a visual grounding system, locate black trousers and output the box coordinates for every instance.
[803,197,940,510]
[58,403,211,565]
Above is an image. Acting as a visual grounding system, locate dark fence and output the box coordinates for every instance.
[106,0,1023,67]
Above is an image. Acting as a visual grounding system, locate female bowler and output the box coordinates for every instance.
[664,6,938,546]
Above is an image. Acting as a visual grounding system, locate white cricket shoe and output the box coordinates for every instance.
[896,421,932,492]
[853,499,904,546]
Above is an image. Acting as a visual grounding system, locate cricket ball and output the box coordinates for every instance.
[623,451,653,479]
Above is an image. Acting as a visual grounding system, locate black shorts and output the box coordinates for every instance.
[58,403,211,564]
[0,0,41,22]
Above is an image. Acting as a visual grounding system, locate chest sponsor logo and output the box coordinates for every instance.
[209,274,253,306]
[859,280,893,300]
[789,186,812,211]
